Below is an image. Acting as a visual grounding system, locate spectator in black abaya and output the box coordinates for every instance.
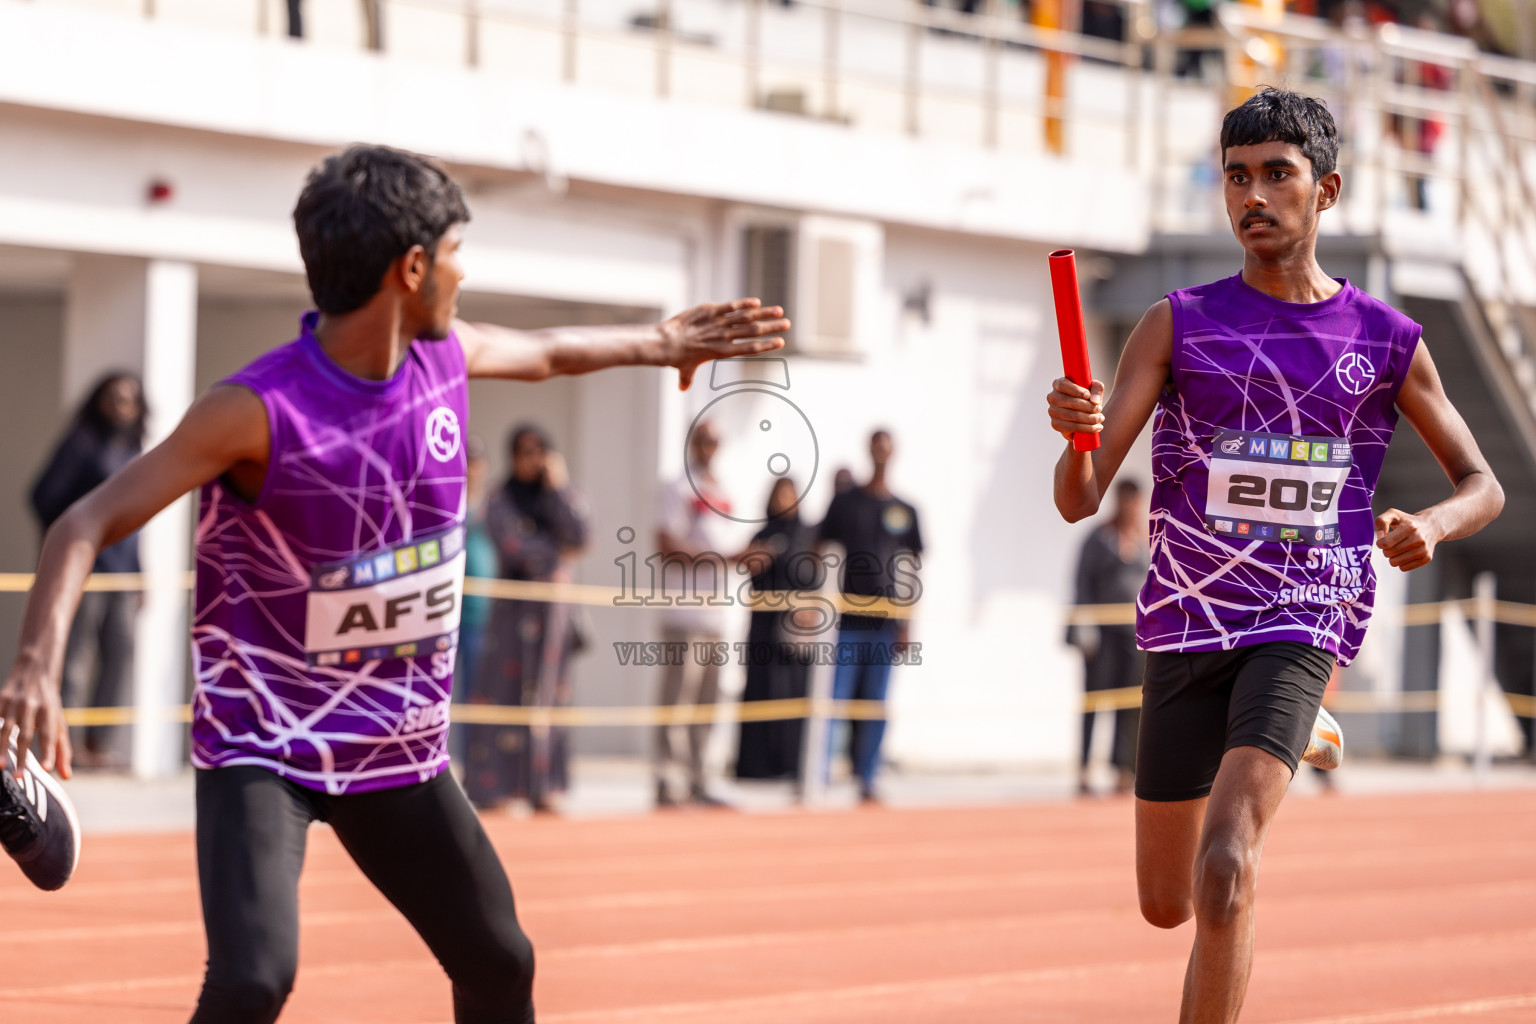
[734,477,824,783]
[465,424,589,813]
[30,372,146,769]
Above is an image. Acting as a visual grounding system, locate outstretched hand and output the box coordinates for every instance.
[1375,508,1441,571]
[658,299,789,391]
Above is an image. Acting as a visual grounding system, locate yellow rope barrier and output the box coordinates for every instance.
[2,576,1529,728]
[56,699,895,730]
[0,572,918,618]
[0,573,1531,627]
[56,685,1535,729]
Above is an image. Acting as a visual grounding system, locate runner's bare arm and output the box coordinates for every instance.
[0,384,269,778]
[458,299,790,391]
[1377,340,1504,571]
[1049,299,1173,523]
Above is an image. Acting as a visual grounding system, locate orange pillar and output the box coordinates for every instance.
[1232,0,1286,105]
[1034,0,1067,155]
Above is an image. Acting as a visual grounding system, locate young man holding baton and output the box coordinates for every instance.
[1046,89,1502,1022]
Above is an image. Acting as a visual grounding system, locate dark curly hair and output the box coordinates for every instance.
[293,145,470,315]
[1220,87,1339,180]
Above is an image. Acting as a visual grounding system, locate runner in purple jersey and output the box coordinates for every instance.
[0,145,788,1024]
[1047,90,1502,1023]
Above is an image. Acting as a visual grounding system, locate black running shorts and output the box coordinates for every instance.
[1135,640,1335,802]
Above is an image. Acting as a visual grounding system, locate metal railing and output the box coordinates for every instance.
[91,0,1536,262]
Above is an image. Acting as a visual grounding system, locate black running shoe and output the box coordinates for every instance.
[1,737,81,891]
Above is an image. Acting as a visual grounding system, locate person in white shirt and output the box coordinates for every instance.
[654,420,739,807]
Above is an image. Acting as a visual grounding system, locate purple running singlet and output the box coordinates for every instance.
[191,313,469,794]
[1136,275,1422,665]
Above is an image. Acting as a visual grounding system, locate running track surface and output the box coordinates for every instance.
[5,789,1536,1023]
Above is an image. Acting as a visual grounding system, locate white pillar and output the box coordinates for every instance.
[62,255,198,779]
[134,261,198,779]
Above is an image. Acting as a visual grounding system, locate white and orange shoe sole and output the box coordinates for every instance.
[1302,706,1344,771]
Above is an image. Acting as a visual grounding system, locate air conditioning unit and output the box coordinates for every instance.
[738,214,881,359]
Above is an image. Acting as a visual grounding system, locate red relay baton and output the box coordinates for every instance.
[1048,248,1101,453]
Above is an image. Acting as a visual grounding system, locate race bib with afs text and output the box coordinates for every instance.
[305,526,465,667]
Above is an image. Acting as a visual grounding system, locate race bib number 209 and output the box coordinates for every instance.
[1205,429,1351,547]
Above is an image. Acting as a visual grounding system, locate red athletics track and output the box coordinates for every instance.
[4,788,1536,1023]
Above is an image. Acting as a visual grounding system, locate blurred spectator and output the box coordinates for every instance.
[465,425,589,813]
[30,373,145,770]
[734,477,824,785]
[1404,11,1453,211]
[362,0,384,50]
[1363,0,1403,25]
[1172,0,1219,79]
[654,420,736,808]
[1474,0,1529,58]
[1311,2,1367,83]
[1081,1,1125,41]
[1067,478,1146,796]
[451,436,496,763]
[818,430,923,804]
[833,466,855,494]
[1449,0,1509,55]
[285,1,383,48]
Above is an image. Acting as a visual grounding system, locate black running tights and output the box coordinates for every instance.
[190,766,535,1024]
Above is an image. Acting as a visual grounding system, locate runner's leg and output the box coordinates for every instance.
[190,766,316,1024]
[1179,641,1333,1023]
[328,771,535,1024]
[1136,797,1206,927]
[1179,745,1291,1024]
[1134,650,1233,927]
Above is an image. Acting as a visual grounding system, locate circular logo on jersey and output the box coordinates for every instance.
[1334,352,1376,396]
[882,504,912,535]
[425,407,462,463]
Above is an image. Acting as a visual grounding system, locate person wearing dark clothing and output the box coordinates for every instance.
[464,425,589,812]
[816,430,923,803]
[1068,478,1147,795]
[734,477,824,783]
[1081,1,1125,41]
[29,373,145,768]
[449,436,496,765]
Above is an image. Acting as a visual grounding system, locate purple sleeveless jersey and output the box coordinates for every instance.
[1136,275,1421,665]
[191,312,469,794]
